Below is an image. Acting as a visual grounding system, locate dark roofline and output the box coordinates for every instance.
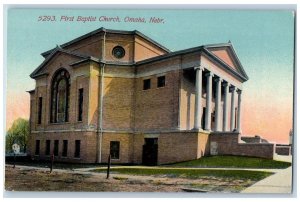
[136,43,248,82]
[41,27,170,57]
[69,57,100,67]
[203,43,249,80]
[32,41,248,83]
[202,49,248,82]
[26,89,35,94]
[136,45,204,66]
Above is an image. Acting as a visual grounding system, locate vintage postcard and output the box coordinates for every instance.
[4,6,295,195]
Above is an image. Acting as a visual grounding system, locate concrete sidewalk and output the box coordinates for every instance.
[241,166,292,194]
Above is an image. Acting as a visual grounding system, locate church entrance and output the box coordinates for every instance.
[142,138,158,166]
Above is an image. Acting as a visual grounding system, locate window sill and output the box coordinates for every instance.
[157,86,165,89]
[73,157,81,160]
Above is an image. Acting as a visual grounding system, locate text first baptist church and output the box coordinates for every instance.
[28,27,275,165]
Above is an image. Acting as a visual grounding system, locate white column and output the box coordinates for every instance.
[194,66,204,130]
[222,82,229,131]
[214,77,222,131]
[205,72,213,131]
[237,89,242,133]
[230,86,236,131]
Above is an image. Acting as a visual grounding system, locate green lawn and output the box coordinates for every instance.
[169,155,291,169]
[93,167,272,181]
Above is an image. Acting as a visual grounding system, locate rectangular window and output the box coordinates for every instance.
[53,140,59,156]
[110,141,120,159]
[157,76,165,88]
[62,140,68,157]
[74,140,81,158]
[45,140,51,155]
[38,97,43,124]
[35,140,40,155]
[78,88,83,121]
[143,79,151,90]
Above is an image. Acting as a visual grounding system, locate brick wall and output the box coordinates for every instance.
[100,132,134,164]
[30,131,97,163]
[132,133,144,164]
[157,132,199,164]
[102,77,134,130]
[210,132,275,159]
[134,70,180,130]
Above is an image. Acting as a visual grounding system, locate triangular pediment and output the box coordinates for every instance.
[30,47,90,78]
[204,44,249,81]
[210,48,238,71]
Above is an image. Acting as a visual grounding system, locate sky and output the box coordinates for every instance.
[5,8,294,144]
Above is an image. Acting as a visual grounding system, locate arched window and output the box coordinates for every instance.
[50,69,70,123]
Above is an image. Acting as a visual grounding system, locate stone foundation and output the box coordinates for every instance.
[28,130,275,164]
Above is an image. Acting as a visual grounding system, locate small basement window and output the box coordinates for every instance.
[143,79,151,90]
[45,140,51,155]
[35,140,40,155]
[74,140,81,158]
[53,140,59,156]
[157,76,165,88]
[62,140,68,157]
[110,141,120,159]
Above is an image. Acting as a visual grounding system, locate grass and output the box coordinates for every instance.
[168,155,291,169]
[93,167,273,181]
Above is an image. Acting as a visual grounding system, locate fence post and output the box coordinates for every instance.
[106,154,111,179]
[13,153,16,168]
[50,153,54,173]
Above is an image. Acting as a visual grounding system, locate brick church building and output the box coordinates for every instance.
[28,27,275,165]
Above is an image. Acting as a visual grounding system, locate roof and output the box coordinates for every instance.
[203,43,249,80]
[30,46,98,78]
[26,89,35,94]
[41,27,170,57]
[31,28,248,82]
[136,43,249,81]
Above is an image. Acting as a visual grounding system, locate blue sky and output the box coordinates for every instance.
[6,8,294,143]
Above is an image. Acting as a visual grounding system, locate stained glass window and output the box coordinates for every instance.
[50,69,70,123]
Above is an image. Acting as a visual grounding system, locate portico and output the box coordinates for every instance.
[193,65,243,133]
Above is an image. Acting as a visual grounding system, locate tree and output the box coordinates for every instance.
[6,118,29,153]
